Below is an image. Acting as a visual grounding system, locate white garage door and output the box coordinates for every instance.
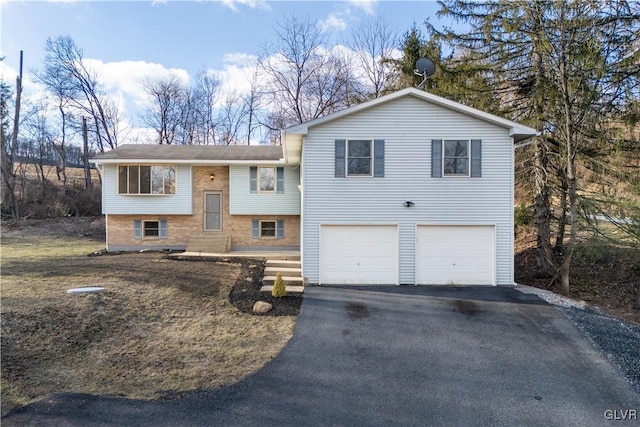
[320,225,398,285]
[416,225,495,285]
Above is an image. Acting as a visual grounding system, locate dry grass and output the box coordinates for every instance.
[0,218,296,415]
[515,226,640,326]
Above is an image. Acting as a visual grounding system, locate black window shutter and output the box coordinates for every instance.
[470,139,482,177]
[431,139,443,178]
[276,167,285,193]
[249,167,257,193]
[374,139,385,177]
[335,139,345,177]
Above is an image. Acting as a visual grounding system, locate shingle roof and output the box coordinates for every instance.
[92,144,284,163]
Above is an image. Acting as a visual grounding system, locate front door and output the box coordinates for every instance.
[204,192,222,231]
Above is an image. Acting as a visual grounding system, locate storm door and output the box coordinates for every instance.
[204,192,222,231]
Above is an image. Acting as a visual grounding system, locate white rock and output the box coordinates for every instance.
[253,301,273,314]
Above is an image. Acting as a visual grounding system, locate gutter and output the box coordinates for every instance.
[91,159,287,166]
[514,132,542,150]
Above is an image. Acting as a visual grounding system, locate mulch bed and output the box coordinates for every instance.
[227,258,303,316]
[166,255,303,317]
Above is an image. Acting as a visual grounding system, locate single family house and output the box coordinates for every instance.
[93,87,536,286]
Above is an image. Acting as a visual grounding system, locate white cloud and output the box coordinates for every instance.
[1,60,49,105]
[220,0,270,12]
[348,0,377,15]
[85,59,190,113]
[318,13,348,33]
[212,53,259,102]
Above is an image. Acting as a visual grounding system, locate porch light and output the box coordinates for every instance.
[404,201,415,208]
[209,173,215,181]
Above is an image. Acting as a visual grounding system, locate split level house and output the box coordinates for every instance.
[92,87,537,286]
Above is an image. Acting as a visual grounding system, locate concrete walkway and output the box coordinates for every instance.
[3,286,639,426]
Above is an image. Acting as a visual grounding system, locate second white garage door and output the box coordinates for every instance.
[416,225,495,285]
[320,225,398,285]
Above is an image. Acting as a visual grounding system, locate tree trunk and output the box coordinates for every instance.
[559,171,578,294]
[533,136,555,275]
[555,171,568,252]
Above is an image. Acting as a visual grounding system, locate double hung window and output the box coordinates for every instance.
[347,140,372,176]
[443,140,470,177]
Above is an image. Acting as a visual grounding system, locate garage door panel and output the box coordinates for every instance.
[416,225,495,285]
[320,225,398,285]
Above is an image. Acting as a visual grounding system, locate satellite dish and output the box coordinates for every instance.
[414,57,436,89]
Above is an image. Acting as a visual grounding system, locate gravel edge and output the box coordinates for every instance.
[516,284,640,395]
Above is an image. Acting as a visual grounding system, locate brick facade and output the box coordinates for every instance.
[105,166,300,251]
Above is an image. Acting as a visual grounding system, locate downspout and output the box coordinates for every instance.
[91,161,108,251]
[281,129,288,164]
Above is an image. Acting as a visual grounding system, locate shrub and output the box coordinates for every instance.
[271,272,287,298]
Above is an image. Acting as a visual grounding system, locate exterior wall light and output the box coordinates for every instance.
[210,173,216,181]
[404,201,415,207]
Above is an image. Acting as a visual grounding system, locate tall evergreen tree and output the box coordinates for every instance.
[427,0,640,292]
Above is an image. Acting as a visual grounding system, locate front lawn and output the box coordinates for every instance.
[0,218,296,415]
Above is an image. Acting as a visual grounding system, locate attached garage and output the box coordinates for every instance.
[416,225,496,285]
[319,225,398,285]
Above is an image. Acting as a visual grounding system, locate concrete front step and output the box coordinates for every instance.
[264,266,301,275]
[185,234,230,253]
[266,259,301,269]
[260,285,304,293]
[262,276,305,286]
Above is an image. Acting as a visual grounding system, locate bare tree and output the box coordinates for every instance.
[192,68,221,145]
[218,90,249,145]
[350,16,400,99]
[141,74,186,145]
[259,14,354,128]
[1,52,23,218]
[38,36,120,153]
[244,63,264,144]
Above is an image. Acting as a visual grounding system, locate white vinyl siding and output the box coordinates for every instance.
[302,95,514,285]
[102,164,192,215]
[229,165,300,215]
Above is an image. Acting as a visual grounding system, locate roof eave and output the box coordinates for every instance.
[285,88,539,138]
[91,158,286,165]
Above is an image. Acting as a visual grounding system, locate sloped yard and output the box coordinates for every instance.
[0,217,296,415]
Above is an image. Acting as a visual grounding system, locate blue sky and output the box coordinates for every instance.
[1,0,447,142]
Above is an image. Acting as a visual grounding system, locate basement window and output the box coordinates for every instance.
[260,220,277,238]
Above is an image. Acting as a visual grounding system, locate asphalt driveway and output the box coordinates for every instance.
[3,286,639,426]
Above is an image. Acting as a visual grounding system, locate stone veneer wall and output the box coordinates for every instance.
[105,166,300,251]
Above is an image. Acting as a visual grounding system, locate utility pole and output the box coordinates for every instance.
[2,50,23,218]
[83,116,91,190]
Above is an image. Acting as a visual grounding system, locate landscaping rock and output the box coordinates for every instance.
[253,301,273,314]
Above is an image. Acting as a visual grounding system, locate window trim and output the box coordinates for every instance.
[442,139,471,177]
[117,164,177,195]
[259,220,277,239]
[346,139,373,177]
